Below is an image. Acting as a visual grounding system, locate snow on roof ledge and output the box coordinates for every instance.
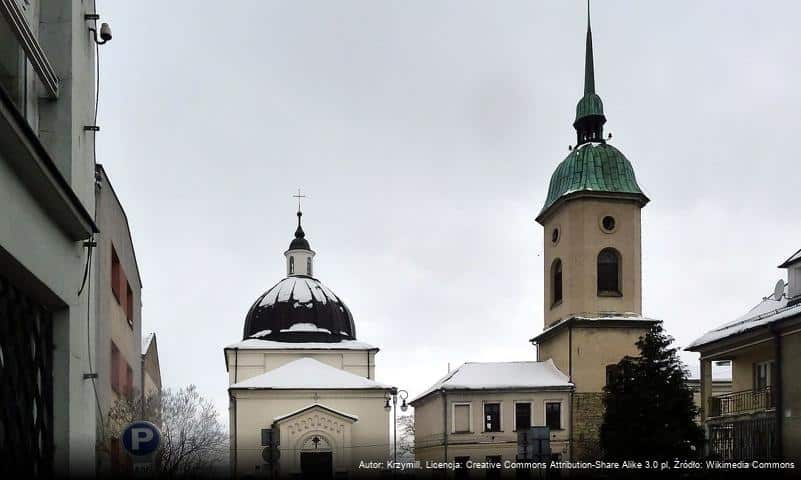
[531,313,659,342]
[273,403,359,423]
[230,357,392,390]
[410,359,572,404]
[226,338,378,351]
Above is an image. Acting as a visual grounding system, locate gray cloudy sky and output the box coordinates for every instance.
[95,1,801,418]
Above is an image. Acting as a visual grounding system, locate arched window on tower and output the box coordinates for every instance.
[307,258,312,276]
[597,248,621,295]
[289,256,295,274]
[551,259,563,307]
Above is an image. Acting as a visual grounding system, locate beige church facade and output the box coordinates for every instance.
[225,210,393,477]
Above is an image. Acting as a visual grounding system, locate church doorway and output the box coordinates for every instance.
[299,434,333,478]
[300,452,332,478]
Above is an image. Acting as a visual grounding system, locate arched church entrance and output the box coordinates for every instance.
[299,433,333,479]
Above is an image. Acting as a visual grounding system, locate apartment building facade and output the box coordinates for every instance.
[0,0,101,475]
[688,249,801,462]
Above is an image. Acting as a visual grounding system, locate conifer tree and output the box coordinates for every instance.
[600,324,703,460]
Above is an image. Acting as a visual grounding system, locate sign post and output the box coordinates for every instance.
[122,420,162,476]
[517,427,550,478]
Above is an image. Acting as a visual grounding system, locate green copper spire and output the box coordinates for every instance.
[574,0,605,144]
[584,0,595,95]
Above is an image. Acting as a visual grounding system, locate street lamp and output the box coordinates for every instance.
[386,388,409,464]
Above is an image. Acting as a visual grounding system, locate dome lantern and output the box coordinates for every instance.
[285,208,315,277]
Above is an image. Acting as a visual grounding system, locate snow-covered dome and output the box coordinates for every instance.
[243,276,356,342]
[242,207,356,342]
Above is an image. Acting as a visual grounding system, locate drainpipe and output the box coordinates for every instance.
[442,390,448,464]
[233,348,239,477]
[770,325,783,459]
[568,323,573,460]
[140,353,145,419]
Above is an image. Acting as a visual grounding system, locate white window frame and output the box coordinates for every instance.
[451,402,472,434]
[482,400,503,433]
[513,400,533,432]
[543,399,564,431]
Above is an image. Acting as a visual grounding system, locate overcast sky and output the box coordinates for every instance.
[95,1,801,419]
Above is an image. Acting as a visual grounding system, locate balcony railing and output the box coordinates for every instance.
[708,387,774,417]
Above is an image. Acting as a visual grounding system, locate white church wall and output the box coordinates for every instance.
[232,389,390,475]
[227,349,377,383]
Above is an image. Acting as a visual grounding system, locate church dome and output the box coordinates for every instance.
[537,143,648,222]
[243,276,356,342]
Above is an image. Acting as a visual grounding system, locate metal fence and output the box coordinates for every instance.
[708,417,777,460]
[0,274,54,476]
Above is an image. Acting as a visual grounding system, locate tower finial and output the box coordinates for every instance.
[292,189,308,238]
[584,0,595,95]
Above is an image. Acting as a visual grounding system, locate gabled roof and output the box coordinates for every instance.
[410,359,572,405]
[229,357,391,390]
[779,248,801,268]
[687,284,801,350]
[273,403,359,423]
[141,332,155,355]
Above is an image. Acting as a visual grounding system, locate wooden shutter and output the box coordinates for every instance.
[454,404,470,433]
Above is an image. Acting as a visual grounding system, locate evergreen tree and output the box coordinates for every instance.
[600,324,703,460]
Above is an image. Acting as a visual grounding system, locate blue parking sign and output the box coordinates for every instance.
[122,421,161,456]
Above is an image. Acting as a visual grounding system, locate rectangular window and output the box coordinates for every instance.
[0,18,26,113]
[111,342,120,393]
[125,282,134,327]
[606,364,621,386]
[111,246,121,303]
[545,402,561,430]
[486,455,502,480]
[515,402,531,431]
[755,361,773,390]
[125,364,133,399]
[453,403,471,433]
[454,457,470,480]
[484,402,501,432]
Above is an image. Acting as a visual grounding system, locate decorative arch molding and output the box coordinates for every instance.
[297,431,334,453]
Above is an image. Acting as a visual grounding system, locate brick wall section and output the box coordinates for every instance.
[572,392,605,460]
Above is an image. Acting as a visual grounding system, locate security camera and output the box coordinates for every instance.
[90,22,113,45]
[99,23,112,42]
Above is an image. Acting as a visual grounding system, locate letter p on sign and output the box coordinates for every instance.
[123,421,161,457]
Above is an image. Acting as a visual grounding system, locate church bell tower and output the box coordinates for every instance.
[531,3,659,459]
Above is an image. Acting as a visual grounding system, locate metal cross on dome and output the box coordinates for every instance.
[292,188,307,212]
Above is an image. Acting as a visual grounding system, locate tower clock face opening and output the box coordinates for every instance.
[601,215,616,232]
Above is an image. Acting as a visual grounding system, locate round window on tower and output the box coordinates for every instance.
[551,226,561,245]
[601,215,616,233]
